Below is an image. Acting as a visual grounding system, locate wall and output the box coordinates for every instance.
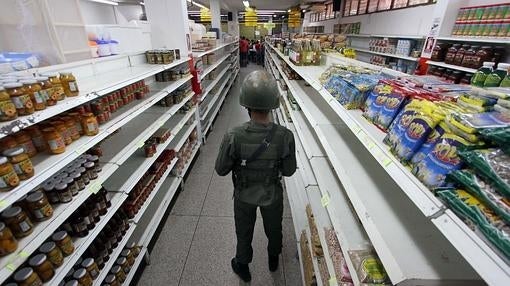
[79,0,117,25]
[115,5,144,24]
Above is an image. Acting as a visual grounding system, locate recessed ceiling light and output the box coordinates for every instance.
[243,1,250,8]
[302,9,306,12]
[287,9,291,12]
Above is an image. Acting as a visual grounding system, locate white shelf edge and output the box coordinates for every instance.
[426,61,477,73]
[202,70,236,136]
[199,53,231,81]
[192,41,236,58]
[435,36,510,44]
[173,120,198,152]
[200,63,231,102]
[200,71,231,120]
[353,48,419,61]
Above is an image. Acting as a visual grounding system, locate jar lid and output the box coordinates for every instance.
[116,257,127,265]
[120,249,130,257]
[70,172,81,179]
[105,274,117,283]
[40,72,59,77]
[26,191,44,203]
[483,62,495,66]
[3,82,23,88]
[52,230,69,241]
[39,241,57,253]
[0,156,8,164]
[63,177,74,185]
[65,280,79,286]
[35,76,49,81]
[0,86,4,91]
[88,155,99,162]
[110,265,121,274]
[14,267,34,282]
[78,167,86,174]
[29,253,47,267]
[3,146,25,157]
[43,180,56,191]
[126,242,136,249]
[73,268,87,279]
[2,206,22,218]
[84,161,94,168]
[60,71,72,75]
[498,63,510,69]
[20,79,38,85]
[55,183,68,191]
[82,258,95,268]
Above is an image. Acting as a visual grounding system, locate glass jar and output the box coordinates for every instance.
[84,161,98,180]
[13,267,43,286]
[65,280,79,286]
[0,156,20,192]
[1,206,33,238]
[446,71,464,84]
[88,155,101,173]
[81,113,99,136]
[29,253,55,282]
[60,72,79,97]
[70,171,85,191]
[94,193,108,216]
[0,86,17,121]
[43,73,65,101]
[81,204,95,230]
[21,80,46,111]
[3,147,34,180]
[72,215,89,237]
[62,116,80,141]
[0,222,18,256]
[110,265,126,283]
[56,182,72,203]
[126,242,140,257]
[78,167,90,185]
[63,176,79,196]
[473,46,493,69]
[73,268,93,286]
[0,136,18,154]
[116,256,130,274]
[26,126,47,152]
[68,112,84,135]
[121,249,134,266]
[81,258,100,280]
[104,274,120,286]
[4,83,34,116]
[42,127,66,154]
[42,180,59,204]
[39,241,64,268]
[14,131,37,158]
[51,230,74,256]
[52,120,72,146]
[87,200,100,223]
[462,45,480,68]
[34,77,53,105]
[26,191,53,222]
[453,45,470,66]
[444,44,460,64]
[100,188,111,208]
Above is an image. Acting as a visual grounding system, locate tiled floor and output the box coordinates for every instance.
[137,64,302,286]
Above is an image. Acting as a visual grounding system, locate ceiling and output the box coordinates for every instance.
[194,0,309,11]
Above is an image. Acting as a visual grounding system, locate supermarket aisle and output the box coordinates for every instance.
[137,65,302,286]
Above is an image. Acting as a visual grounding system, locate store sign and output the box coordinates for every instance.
[288,9,301,28]
[200,8,211,22]
[245,7,257,27]
[264,21,276,35]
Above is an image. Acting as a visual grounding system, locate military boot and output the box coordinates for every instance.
[231,258,251,282]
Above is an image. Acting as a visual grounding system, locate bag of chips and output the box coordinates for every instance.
[348,250,390,284]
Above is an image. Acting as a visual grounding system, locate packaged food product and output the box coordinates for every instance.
[1,206,33,238]
[0,222,18,256]
[0,86,17,121]
[472,62,494,87]
[60,72,79,97]
[458,149,510,198]
[29,253,55,282]
[479,127,510,148]
[81,113,99,136]
[410,122,449,167]
[26,126,47,152]
[26,191,54,222]
[384,100,423,149]
[0,156,20,191]
[4,83,34,116]
[436,188,510,259]
[348,249,389,284]
[82,258,100,279]
[325,228,352,282]
[42,127,66,154]
[73,268,93,286]
[3,146,34,180]
[39,241,64,268]
[484,63,510,87]
[43,73,65,101]
[13,267,43,286]
[53,120,72,145]
[21,79,46,111]
[412,133,474,189]
[14,131,37,158]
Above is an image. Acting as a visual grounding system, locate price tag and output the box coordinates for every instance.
[137,141,144,149]
[329,276,338,286]
[158,120,165,127]
[321,194,330,207]
[351,124,361,134]
[6,263,16,272]
[0,200,6,208]
[89,182,102,194]
[382,157,393,167]
[18,251,29,258]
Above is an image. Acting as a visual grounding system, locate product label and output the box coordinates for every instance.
[39,89,50,101]
[33,91,45,103]
[69,81,78,92]
[11,97,24,109]
[48,251,64,266]
[53,86,65,99]
[0,100,17,118]
[69,183,79,195]
[20,142,37,156]
[60,241,75,255]
[13,159,33,176]
[48,138,65,151]
[58,191,72,203]
[18,219,31,232]
[0,169,18,188]
[90,269,99,279]
[87,122,98,133]
[33,204,53,219]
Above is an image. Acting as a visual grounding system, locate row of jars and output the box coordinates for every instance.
[0,154,102,258]
[3,230,75,286]
[157,82,192,108]
[98,242,141,286]
[143,127,172,158]
[154,67,191,82]
[431,43,506,69]
[145,49,180,65]
[427,67,473,85]
[123,149,175,219]
[0,72,79,122]
[173,130,198,176]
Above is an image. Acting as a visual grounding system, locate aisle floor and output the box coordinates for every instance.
[137,65,302,286]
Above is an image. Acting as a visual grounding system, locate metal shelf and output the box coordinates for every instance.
[346,34,424,39]
[199,54,231,81]
[435,36,510,44]
[192,41,236,58]
[200,63,231,103]
[426,61,477,73]
[123,247,148,286]
[200,70,231,120]
[202,69,237,136]
[353,48,419,61]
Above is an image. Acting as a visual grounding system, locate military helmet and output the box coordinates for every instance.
[239,71,279,110]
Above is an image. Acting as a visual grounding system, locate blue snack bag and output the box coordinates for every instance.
[410,122,449,167]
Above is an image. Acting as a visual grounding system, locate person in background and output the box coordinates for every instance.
[215,71,297,282]
[239,37,249,67]
[249,40,257,63]
[255,40,263,66]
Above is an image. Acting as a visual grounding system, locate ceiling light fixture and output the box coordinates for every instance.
[187,0,207,9]
[302,9,306,12]
[88,0,118,5]
[243,1,250,8]
[139,2,144,5]
[287,9,291,12]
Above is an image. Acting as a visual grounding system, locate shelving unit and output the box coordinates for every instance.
[435,36,510,44]
[192,41,236,58]
[353,48,419,61]
[426,60,477,73]
[199,53,231,81]
[266,43,494,285]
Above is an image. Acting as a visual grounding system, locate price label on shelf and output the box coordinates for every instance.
[321,194,330,207]
[6,263,15,272]
[18,251,29,258]
[89,182,102,194]
[329,277,338,286]
[0,200,6,208]
[137,141,144,149]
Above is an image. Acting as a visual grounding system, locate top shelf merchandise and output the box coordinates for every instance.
[451,3,510,39]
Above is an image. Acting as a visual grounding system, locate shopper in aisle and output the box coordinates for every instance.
[239,37,249,67]
[215,70,297,283]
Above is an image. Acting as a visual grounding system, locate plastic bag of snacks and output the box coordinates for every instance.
[325,228,352,282]
[479,128,510,153]
[348,250,390,284]
[448,169,510,224]
[412,133,474,189]
[410,122,450,167]
[458,149,510,198]
[436,188,510,259]
[324,73,383,110]
[384,100,423,149]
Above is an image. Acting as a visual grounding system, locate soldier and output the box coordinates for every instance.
[215,70,297,282]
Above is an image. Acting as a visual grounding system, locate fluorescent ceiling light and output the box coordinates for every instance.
[243,1,250,8]
[187,0,207,9]
[302,9,306,12]
[139,2,144,5]
[287,9,291,12]
[88,0,118,5]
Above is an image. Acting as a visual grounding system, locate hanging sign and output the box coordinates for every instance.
[200,8,212,22]
[288,8,301,28]
[245,7,257,27]
[264,21,276,35]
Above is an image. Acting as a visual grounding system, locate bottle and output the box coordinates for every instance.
[500,67,510,87]
[472,62,494,87]
[484,63,510,87]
